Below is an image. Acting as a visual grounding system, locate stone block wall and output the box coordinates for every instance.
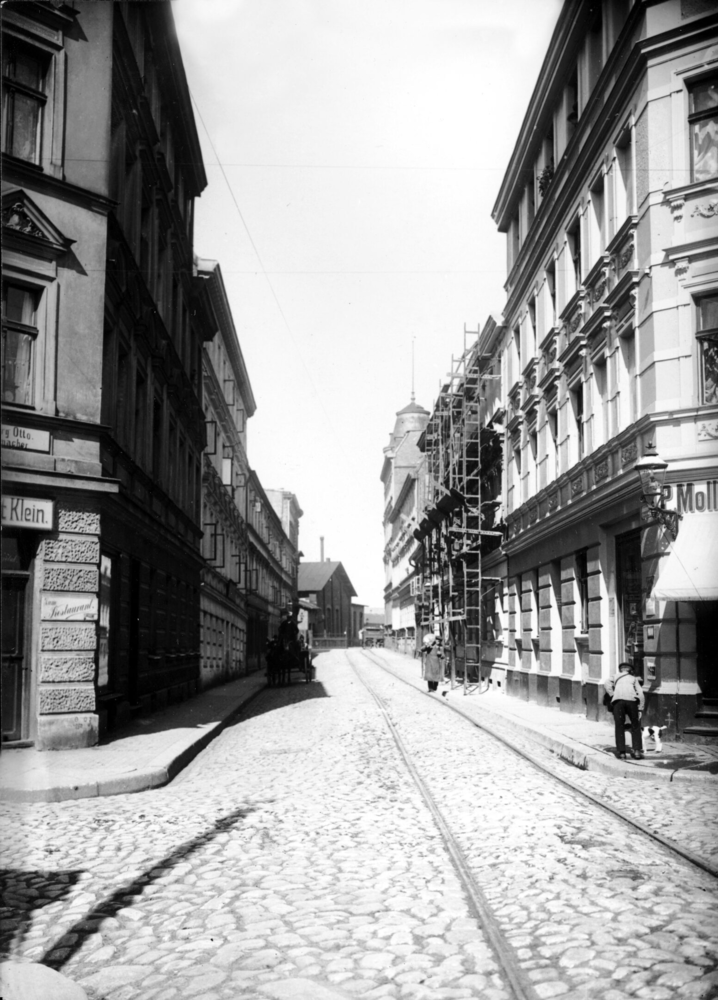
[37,501,100,748]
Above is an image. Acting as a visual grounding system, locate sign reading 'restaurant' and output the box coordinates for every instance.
[1,495,54,530]
[42,594,99,622]
[663,481,718,513]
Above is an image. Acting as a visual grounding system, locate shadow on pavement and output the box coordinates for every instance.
[223,680,330,728]
[96,675,269,747]
[40,805,254,971]
[0,869,82,958]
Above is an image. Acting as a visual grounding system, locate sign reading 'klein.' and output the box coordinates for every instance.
[2,495,54,530]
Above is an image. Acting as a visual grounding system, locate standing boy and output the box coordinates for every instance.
[604,662,645,760]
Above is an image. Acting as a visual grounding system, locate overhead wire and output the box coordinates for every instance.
[188,88,335,429]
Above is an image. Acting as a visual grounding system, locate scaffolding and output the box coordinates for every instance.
[418,327,503,693]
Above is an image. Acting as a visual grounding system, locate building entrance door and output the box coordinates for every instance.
[616,530,644,680]
[2,533,34,744]
[695,601,718,700]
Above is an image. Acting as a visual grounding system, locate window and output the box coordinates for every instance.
[565,65,579,142]
[586,8,604,97]
[547,408,559,481]
[152,395,163,481]
[529,429,538,495]
[2,284,38,406]
[589,173,605,265]
[571,382,584,461]
[513,324,521,376]
[546,261,557,328]
[2,40,47,164]
[619,329,637,424]
[528,298,537,358]
[614,126,634,227]
[689,76,718,183]
[134,367,147,461]
[592,358,608,448]
[576,550,589,635]
[567,216,582,292]
[697,293,718,405]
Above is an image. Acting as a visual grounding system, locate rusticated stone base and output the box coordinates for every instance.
[37,713,99,750]
[559,676,583,714]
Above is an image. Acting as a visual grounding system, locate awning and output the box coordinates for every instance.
[652,513,718,601]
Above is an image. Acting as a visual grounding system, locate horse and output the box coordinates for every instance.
[265,638,290,687]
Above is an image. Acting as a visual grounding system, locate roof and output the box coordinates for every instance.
[298,561,357,597]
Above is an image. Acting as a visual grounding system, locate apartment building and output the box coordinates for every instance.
[489,0,717,738]
[381,398,430,656]
[196,258,256,687]
[245,477,301,673]
[2,1,210,746]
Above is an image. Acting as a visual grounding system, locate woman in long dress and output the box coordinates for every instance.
[422,634,443,692]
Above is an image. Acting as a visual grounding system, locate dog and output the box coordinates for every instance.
[642,725,666,752]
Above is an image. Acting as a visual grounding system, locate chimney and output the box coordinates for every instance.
[320,536,324,562]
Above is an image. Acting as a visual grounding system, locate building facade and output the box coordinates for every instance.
[489,0,718,739]
[2,1,303,749]
[2,1,117,748]
[245,477,301,673]
[196,258,256,688]
[381,399,430,656]
[2,1,211,748]
[297,562,357,644]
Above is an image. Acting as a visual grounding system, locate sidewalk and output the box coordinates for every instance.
[0,672,267,804]
[373,648,718,784]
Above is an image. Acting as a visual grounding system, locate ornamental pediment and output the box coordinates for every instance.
[2,189,75,260]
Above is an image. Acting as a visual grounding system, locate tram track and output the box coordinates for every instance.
[355,646,718,882]
[346,649,542,1000]
[356,647,718,882]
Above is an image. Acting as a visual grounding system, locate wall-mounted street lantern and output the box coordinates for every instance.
[634,440,682,537]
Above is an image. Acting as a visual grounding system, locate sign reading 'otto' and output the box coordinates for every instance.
[1,423,51,452]
[42,594,99,621]
[2,495,54,530]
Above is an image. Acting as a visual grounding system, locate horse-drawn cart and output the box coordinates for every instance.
[266,637,314,686]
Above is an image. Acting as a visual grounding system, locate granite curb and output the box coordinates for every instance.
[369,650,716,784]
[0,677,267,804]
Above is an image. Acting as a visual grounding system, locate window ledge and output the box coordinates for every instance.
[663,178,718,204]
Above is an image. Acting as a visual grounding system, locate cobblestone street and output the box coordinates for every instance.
[2,651,718,1000]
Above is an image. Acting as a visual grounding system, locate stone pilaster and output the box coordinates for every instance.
[37,502,100,749]
[585,544,605,720]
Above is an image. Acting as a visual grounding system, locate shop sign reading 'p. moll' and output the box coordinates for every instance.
[2,495,54,530]
[663,481,718,513]
[41,594,99,621]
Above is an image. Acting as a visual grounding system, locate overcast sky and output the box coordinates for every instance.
[172,0,562,608]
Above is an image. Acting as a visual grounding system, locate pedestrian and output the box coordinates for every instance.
[604,662,645,760]
[422,633,443,692]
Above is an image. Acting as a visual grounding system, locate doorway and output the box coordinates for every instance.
[616,529,644,680]
[695,601,718,700]
[2,533,35,744]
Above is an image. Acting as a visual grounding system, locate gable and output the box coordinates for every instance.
[2,189,75,262]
